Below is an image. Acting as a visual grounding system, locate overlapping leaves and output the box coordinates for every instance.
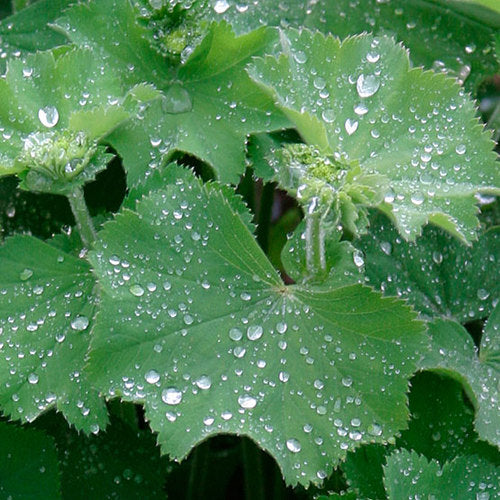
[420,306,500,447]
[248,30,499,242]
[89,168,426,485]
[55,0,289,186]
[0,236,107,432]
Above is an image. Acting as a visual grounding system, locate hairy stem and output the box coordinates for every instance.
[68,187,96,248]
[305,197,326,280]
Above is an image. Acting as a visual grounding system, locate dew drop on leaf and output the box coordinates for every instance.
[162,387,182,405]
[129,284,145,297]
[162,84,193,114]
[38,106,59,128]
[213,0,230,13]
[145,370,160,384]
[229,327,243,341]
[247,325,263,341]
[356,74,380,98]
[19,268,33,281]
[238,394,257,409]
[345,118,359,135]
[70,315,89,331]
[194,375,212,390]
[286,438,301,453]
[28,373,39,385]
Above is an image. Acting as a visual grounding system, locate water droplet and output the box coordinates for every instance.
[238,394,257,409]
[279,371,290,382]
[455,144,466,155]
[432,251,443,265]
[356,74,380,98]
[247,325,263,341]
[313,76,326,90]
[162,84,192,114]
[366,52,380,63]
[145,370,160,384]
[341,376,353,387]
[213,0,230,13]
[129,284,145,297]
[38,106,59,128]
[477,289,490,301]
[354,102,369,115]
[276,322,287,334]
[229,327,243,341]
[380,241,392,255]
[353,252,364,268]
[345,118,358,135]
[28,373,39,384]
[321,109,335,123]
[293,51,307,64]
[286,438,301,453]
[410,192,424,206]
[70,315,89,331]
[20,268,33,281]
[162,387,182,405]
[233,346,246,358]
[194,375,211,390]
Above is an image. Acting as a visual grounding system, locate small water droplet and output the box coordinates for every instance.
[345,118,358,135]
[229,327,243,341]
[477,289,490,301]
[354,102,369,115]
[366,52,380,63]
[20,268,33,281]
[410,192,424,206]
[28,373,39,384]
[162,387,182,405]
[286,438,301,453]
[195,375,211,390]
[213,0,230,13]
[293,51,307,64]
[356,74,380,98]
[380,241,392,255]
[455,144,466,155]
[321,109,335,123]
[276,322,287,334]
[70,315,89,331]
[38,106,59,128]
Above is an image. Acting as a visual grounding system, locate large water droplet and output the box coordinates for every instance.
[213,0,230,13]
[162,387,182,405]
[70,315,89,331]
[247,325,263,341]
[286,438,301,453]
[28,373,39,384]
[229,327,243,341]
[19,268,33,281]
[345,118,358,135]
[238,394,257,409]
[129,284,145,297]
[38,106,59,128]
[162,84,192,114]
[356,74,380,98]
[145,369,160,384]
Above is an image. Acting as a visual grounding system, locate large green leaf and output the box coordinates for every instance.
[89,170,426,486]
[248,30,499,243]
[421,307,500,448]
[56,0,289,186]
[0,236,108,432]
[0,420,61,499]
[0,0,73,73]
[359,213,500,323]
[383,449,499,499]
[193,0,499,91]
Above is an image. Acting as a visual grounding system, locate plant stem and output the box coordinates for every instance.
[305,198,326,280]
[68,187,97,248]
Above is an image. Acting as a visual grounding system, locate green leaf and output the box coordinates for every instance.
[199,0,499,91]
[0,47,131,193]
[0,235,108,432]
[359,213,500,323]
[56,0,289,185]
[421,308,500,448]
[248,30,499,242]
[89,170,426,486]
[452,0,500,16]
[399,372,500,465]
[383,449,500,499]
[0,0,73,73]
[0,420,61,499]
[40,409,168,499]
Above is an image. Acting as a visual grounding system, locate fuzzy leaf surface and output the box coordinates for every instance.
[0,236,108,432]
[384,449,499,499]
[421,308,500,447]
[0,420,60,499]
[56,0,289,185]
[359,213,500,322]
[89,171,425,486]
[249,31,499,242]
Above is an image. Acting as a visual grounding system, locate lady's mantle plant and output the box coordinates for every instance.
[0,0,499,498]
